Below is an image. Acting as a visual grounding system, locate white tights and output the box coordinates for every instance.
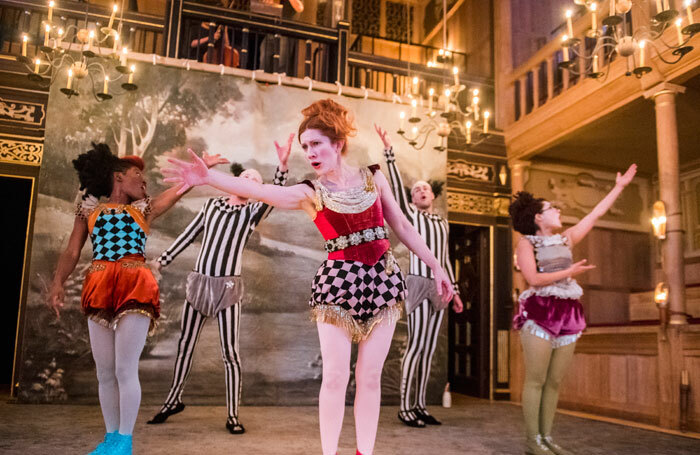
[88,314,150,435]
[317,320,396,455]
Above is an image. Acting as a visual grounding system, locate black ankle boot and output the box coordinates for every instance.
[226,418,245,435]
[147,402,185,424]
[397,410,426,428]
[414,408,442,425]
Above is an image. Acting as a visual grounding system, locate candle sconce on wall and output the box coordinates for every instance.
[654,281,669,340]
[651,200,667,239]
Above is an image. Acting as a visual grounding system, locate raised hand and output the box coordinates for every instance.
[616,164,637,188]
[163,149,210,195]
[374,123,391,149]
[568,259,596,277]
[201,151,230,168]
[274,133,295,167]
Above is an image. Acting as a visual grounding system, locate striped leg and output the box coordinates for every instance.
[161,300,207,411]
[416,307,445,411]
[217,301,242,423]
[398,299,430,416]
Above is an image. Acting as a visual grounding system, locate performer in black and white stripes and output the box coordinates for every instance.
[375,125,464,428]
[146,136,292,434]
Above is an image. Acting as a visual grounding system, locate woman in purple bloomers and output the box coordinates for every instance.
[509,163,636,455]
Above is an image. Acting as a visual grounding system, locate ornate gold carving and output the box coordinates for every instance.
[0,99,45,125]
[0,140,43,166]
[447,159,494,182]
[447,191,510,217]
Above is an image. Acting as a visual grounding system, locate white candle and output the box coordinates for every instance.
[88,30,94,49]
[566,10,574,37]
[466,121,472,144]
[399,111,405,130]
[48,1,54,23]
[452,66,459,86]
[687,0,695,24]
[112,33,120,53]
[443,89,451,111]
[428,88,434,111]
[610,0,616,16]
[103,75,109,93]
[639,40,646,67]
[412,76,419,95]
[656,0,663,13]
[121,47,128,66]
[483,111,490,134]
[21,35,27,56]
[411,99,417,118]
[128,65,135,84]
[593,54,599,72]
[67,68,73,89]
[591,2,597,33]
[562,35,570,60]
[56,28,63,48]
[34,58,41,73]
[676,19,684,45]
[108,4,118,30]
[44,24,50,47]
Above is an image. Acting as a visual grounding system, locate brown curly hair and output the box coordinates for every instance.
[298,99,357,154]
[508,191,545,235]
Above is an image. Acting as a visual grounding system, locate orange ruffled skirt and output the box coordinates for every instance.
[81,254,160,331]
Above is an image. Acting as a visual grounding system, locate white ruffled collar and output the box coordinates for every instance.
[525,233,569,248]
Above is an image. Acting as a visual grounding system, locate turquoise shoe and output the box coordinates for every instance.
[87,431,118,455]
[111,433,133,455]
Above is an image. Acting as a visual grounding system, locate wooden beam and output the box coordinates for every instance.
[421,0,468,46]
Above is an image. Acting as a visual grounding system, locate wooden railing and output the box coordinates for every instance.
[0,0,165,56]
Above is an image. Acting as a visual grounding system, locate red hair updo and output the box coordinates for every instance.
[298,99,357,154]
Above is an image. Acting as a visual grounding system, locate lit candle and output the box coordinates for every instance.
[108,4,118,30]
[34,58,41,73]
[428,87,434,111]
[56,28,63,48]
[566,10,574,37]
[103,75,109,94]
[686,0,694,24]
[676,19,684,45]
[438,48,445,57]
[88,30,94,49]
[452,66,459,86]
[593,54,599,72]
[466,121,472,144]
[562,35,570,60]
[591,2,597,34]
[639,39,646,67]
[67,68,73,89]
[399,111,405,130]
[121,46,128,66]
[656,0,663,13]
[411,99,417,118]
[483,111,490,135]
[112,33,120,53]
[44,24,50,47]
[21,35,27,56]
[128,65,135,84]
[610,0,616,17]
[411,126,418,139]
[443,89,451,111]
[48,1,54,23]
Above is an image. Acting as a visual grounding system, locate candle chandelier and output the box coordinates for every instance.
[17,1,139,101]
[396,0,491,152]
[559,0,699,80]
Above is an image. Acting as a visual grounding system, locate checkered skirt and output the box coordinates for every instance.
[309,256,406,327]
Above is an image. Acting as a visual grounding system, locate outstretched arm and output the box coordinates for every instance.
[375,124,414,218]
[564,164,637,246]
[148,151,230,221]
[48,217,89,318]
[158,203,206,267]
[163,149,316,213]
[373,170,454,303]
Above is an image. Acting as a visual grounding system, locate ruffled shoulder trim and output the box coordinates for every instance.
[131,197,153,216]
[525,233,569,248]
[74,193,99,220]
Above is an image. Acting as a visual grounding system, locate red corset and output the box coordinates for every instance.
[313,196,390,266]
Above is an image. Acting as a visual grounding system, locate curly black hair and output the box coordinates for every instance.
[508,191,545,235]
[72,143,135,198]
[229,162,245,177]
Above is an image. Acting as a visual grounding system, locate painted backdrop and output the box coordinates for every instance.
[17,62,447,408]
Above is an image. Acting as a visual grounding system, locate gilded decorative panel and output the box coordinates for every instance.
[0,99,46,125]
[447,159,494,183]
[447,191,510,217]
[0,139,43,166]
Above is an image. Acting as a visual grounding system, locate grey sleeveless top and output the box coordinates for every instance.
[518,234,583,301]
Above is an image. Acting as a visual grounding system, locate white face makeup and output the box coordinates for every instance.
[299,128,343,176]
[240,168,263,184]
[536,201,562,230]
[411,181,435,210]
